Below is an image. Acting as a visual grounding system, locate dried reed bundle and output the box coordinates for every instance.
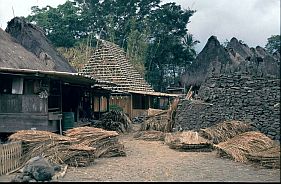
[246,145,280,169]
[214,131,275,163]
[92,110,132,133]
[165,131,213,152]
[8,130,95,167]
[9,130,77,143]
[133,130,166,141]
[140,98,179,133]
[64,127,126,158]
[140,112,171,132]
[199,120,253,144]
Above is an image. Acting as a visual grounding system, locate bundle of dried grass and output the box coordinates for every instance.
[214,131,275,163]
[147,108,166,116]
[140,111,171,132]
[198,120,253,144]
[140,98,179,132]
[133,130,166,141]
[164,131,213,152]
[64,127,126,158]
[92,110,132,133]
[8,130,95,167]
[246,145,280,169]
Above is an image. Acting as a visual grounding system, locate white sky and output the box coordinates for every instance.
[0,0,280,52]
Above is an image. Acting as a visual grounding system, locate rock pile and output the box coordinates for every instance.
[12,156,60,182]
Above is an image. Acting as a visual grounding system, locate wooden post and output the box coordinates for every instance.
[148,95,151,108]
[98,96,101,119]
[130,94,133,119]
[60,80,62,112]
[59,119,62,135]
[60,80,63,134]
[106,95,110,112]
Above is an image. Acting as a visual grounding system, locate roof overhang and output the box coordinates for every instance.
[127,90,179,97]
[0,67,115,89]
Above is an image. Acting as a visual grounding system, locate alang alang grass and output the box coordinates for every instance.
[214,131,280,169]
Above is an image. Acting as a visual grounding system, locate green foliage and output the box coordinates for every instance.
[265,35,280,54]
[144,3,197,91]
[126,17,150,77]
[109,104,123,112]
[26,0,198,91]
[27,1,84,47]
[57,41,95,71]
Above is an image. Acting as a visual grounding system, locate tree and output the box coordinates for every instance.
[126,17,150,77]
[26,0,198,92]
[144,3,196,91]
[27,1,85,47]
[265,35,280,54]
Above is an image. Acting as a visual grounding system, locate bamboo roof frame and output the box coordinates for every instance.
[80,39,154,92]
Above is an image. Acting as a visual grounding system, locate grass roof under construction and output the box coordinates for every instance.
[80,39,154,92]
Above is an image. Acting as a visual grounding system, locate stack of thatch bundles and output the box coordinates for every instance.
[133,130,166,141]
[165,131,213,152]
[8,130,95,167]
[214,131,276,163]
[92,110,132,133]
[140,110,171,132]
[64,127,126,158]
[140,98,179,132]
[199,120,253,144]
[246,145,280,169]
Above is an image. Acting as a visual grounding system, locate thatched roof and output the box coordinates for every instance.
[5,17,76,72]
[181,36,234,87]
[80,39,154,92]
[181,36,280,87]
[0,28,54,70]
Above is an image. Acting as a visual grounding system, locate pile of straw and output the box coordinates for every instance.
[140,111,171,132]
[64,127,126,158]
[133,130,166,141]
[8,130,95,167]
[140,98,179,132]
[246,145,280,169]
[92,110,132,133]
[165,131,213,152]
[199,120,253,144]
[214,131,275,163]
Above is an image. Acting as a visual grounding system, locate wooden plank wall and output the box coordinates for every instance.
[93,96,108,112]
[22,95,47,113]
[109,95,131,117]
[0,113,54,132]
[0,94,47,113]
[0,141,22,176]
[0,94,21,113]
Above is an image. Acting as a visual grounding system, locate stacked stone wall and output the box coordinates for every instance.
[175,73,280,140]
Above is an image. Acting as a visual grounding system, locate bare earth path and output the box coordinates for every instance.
[60,134,280,182]
[0,133,280,182]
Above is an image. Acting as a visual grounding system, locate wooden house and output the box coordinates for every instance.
[0,28,111,134]
[81,40,178,118]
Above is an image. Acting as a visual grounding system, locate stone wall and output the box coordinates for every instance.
[175,72,280,140]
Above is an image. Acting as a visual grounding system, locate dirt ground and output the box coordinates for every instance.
[0,127,280,182]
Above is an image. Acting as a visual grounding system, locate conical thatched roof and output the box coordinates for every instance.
[80,39,154,92]
[5,17,76,72]
[0,28,54,70]
[181,36,280,87]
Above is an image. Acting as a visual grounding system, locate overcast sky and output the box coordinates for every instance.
[0,0,280,52]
